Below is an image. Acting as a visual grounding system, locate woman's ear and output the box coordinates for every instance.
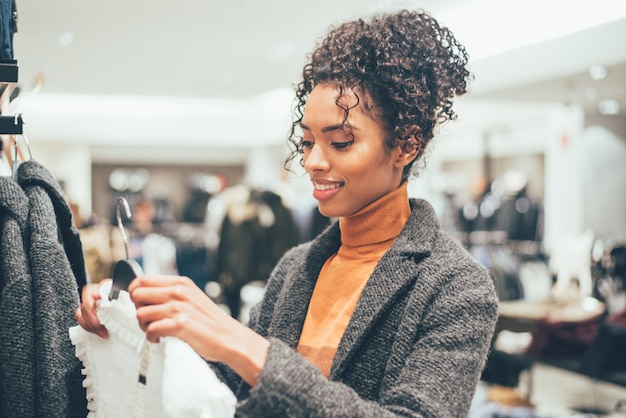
[394,137,420,168]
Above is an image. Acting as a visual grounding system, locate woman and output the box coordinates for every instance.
[77,9,498,417]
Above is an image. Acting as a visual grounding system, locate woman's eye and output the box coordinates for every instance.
[297,140,314,154]
[332,141,353,150]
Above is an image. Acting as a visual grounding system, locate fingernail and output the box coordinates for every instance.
[97,327,109,339]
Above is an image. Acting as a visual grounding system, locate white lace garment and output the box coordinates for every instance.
[69,281,236,418]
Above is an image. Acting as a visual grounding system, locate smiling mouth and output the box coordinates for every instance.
[313,182,343,190]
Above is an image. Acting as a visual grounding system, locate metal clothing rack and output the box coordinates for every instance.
[0,113,23,134]
[0,59,22,135]
[0,59,18,83]
[0,59,25,171]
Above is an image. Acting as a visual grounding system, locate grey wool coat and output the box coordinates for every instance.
[0,161,87,418]
[0,175,37,417]
[218,198,499,418]
[18,161,88,417]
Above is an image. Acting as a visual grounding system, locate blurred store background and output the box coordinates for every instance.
[3,0,626,416]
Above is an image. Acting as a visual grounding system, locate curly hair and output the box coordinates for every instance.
[285,9,472,181]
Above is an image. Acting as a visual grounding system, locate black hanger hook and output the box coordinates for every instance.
[110,197,143,300]
[116,197,132,260]
[11,114,32,161]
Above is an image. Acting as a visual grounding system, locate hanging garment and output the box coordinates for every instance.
[0,176,37,418]
[470,244,524,301]
[254,190,300,276]
[69,280,236,418]
[176,241,212,289]
[132,233,178,276]
[18,160,89,291]
[0,0,17,60]
[216,202,269,319]
[15,160,88,417]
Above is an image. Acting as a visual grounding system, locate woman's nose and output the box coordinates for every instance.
[303,144,329,172]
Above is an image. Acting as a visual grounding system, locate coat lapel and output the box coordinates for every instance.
[267,199,439,375]
[329,199,437,379]
[267,222,342,349]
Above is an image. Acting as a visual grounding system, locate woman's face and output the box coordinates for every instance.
[300,84,409,218]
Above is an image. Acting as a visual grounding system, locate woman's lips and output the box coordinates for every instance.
[312,181,343,201]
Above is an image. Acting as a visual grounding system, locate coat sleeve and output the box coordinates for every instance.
[208,244,301,396]
[381,262,499,417]
[235,256,499,417]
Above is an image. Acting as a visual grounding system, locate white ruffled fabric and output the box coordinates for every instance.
[69,281,236,418]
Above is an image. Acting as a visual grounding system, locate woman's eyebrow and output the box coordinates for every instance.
[299,122,351,133]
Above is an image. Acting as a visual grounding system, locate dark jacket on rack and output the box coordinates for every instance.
[17,160,87,417]
[0,176,37,418]
[0,0,17,60]
[216,199,499,418]
[216,197,270,319]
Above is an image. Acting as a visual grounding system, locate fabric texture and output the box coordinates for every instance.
[297,183,411,376]
[18,160,89,291]
[0,0,16,60]
[214,196,499,418]
[0,176,37,418]
[0,160,88,418]
[69,281,237,418]
[17,160,88,417]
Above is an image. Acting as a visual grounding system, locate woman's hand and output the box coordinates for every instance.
[75,279,111,339]
[128,275,269,386]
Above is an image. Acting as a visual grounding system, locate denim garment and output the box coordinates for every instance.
[0,0,16,60]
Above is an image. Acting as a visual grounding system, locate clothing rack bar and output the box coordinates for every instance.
[0,60,18,83]
[0,114,23,135]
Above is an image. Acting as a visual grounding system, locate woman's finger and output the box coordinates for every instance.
[74,305,109,338]
[128,275,191,293]
[75,282,109,338]
[143,317,182,343]
[130,286,175,307]
[129,275,204,309]
[134,301,179,329]
[77,310,109,338]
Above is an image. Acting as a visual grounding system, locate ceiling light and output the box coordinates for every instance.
[58,32,75,47]
[267,42,294,61]
[588,64,607,81]
[598,99,621,115]
[583,87,598,102]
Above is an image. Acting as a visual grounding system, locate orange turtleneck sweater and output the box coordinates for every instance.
[296,182,411,377]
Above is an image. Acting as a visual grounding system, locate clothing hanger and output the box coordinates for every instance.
[0,137,12,176]
[0,71,43,168]
[0,132,26,178]
[0,112,23,175]
[109,197,144,300]
[9,115,32,180]
[0,94,29,174]
[0,63,36,179]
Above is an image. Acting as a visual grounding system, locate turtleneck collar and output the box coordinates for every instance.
[338,182,410,247]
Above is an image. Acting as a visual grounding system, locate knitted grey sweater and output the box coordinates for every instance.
[0,161,87,418]
[219,198,498,418]
[18,161,87,417]
[0,176,37,417]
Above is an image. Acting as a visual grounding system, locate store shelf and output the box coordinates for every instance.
[0,60,18,83]
[0,59,20,134]
[0,114,22,134]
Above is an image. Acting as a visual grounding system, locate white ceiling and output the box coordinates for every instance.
[15,0,472,99]
[9,0,626,162]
